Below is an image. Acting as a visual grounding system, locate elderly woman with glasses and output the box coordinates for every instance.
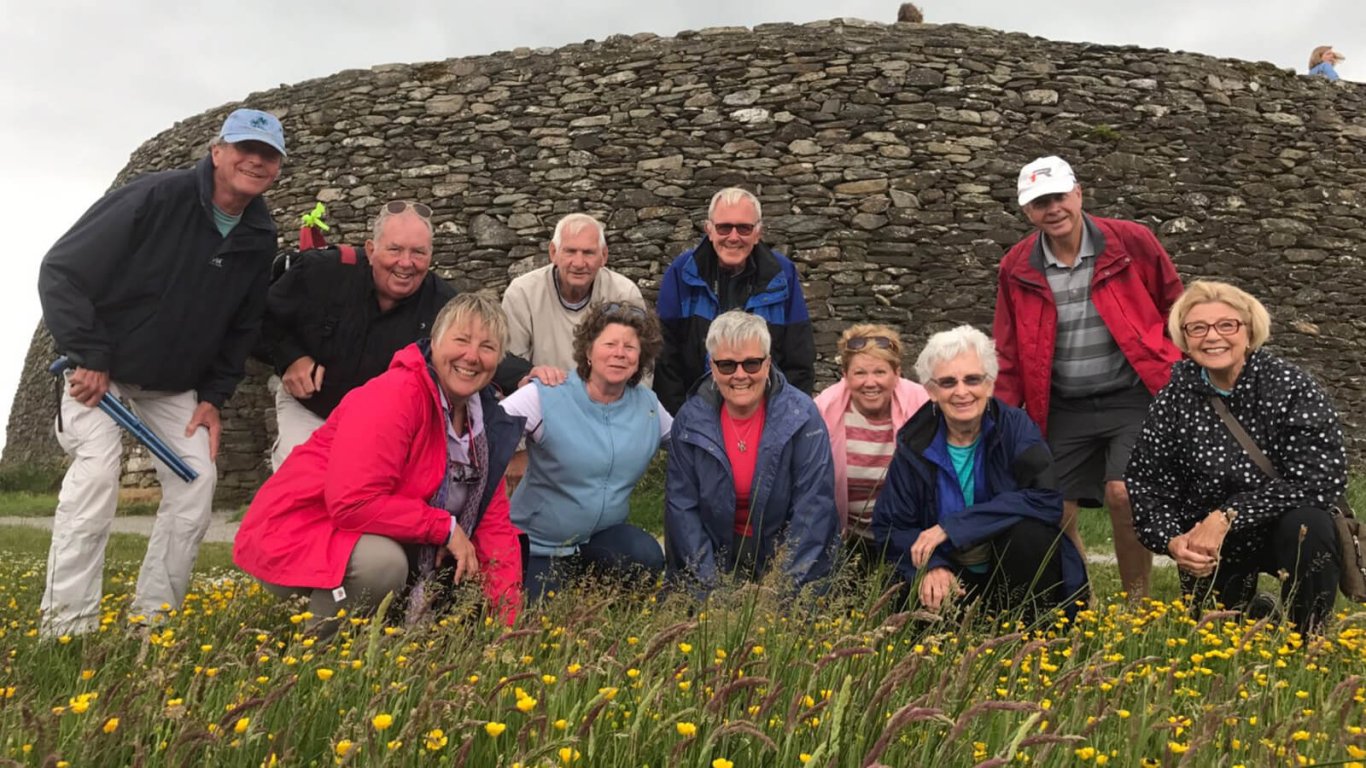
[664,310,838,595]
[1126,281,1346,633]
[235,294,525,636]
[814,325,930,560]
[872,325,1087,620]
[498,301,670,600]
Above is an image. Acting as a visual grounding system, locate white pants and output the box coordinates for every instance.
[269,376,326,471]
[41,382,216,637]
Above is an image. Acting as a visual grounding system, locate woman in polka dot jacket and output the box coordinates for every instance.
[1125,280,1345,633]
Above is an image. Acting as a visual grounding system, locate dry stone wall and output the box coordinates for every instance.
[7,18,1366,502]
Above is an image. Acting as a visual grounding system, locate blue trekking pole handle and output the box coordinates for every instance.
[49,357,200,483]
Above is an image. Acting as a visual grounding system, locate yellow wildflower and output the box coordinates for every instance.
[559,747,582,764]
[677,722,698,737]
[485,721,507,737]
[372,713,394,731]
[103,717,120,734]
[335,740,354,757]
[713,759,734,768]
[316,668,334,681]
[235,717,250,734]
[424,729,448,751]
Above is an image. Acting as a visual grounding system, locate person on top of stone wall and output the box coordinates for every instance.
[37,108,286,638]
[1308,45,1345,81]
[259,200,529,470]
[991,155,1184,599]
[654,188,816,416]
[502,213,646,380]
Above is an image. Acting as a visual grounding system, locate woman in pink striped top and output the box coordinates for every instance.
[814,325,930,567]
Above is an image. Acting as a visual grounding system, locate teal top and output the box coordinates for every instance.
[1201,367,1234,397]
[946,437,980,507]
[212,205,242,237]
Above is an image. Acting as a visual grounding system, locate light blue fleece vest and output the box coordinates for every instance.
[511,373,662,557]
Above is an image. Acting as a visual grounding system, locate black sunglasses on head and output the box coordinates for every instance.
[712,356,767,375]
[846,336,894,351]
[601,302,647,320]
[382,200,433,219]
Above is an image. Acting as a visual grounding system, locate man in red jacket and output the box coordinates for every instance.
[992,156,1183,598]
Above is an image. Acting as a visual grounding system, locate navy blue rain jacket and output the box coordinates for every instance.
[871,398,1088,614]
[664,368,838,595]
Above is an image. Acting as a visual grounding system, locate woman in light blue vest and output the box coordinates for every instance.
[499,302,670,600]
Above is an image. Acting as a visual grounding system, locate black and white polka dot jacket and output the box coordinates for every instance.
[1125,350,1347,561]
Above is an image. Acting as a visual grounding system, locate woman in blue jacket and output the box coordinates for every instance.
[872,325,1087,621]
[499,302,670,600]
[664,310,838,595]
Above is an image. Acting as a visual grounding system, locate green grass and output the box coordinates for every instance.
[0,493,161,518]
[0,527,1363,767]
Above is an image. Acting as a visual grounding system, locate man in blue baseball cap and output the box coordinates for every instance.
[37,107,286,637]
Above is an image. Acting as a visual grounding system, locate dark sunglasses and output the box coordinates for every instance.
[1181,319,1244,338]
[712,356,767,375]
[711,222,757,236]
[930,374,989,389]
[601,302,647,320]
[846,336,895,351]
[382,200,433,219]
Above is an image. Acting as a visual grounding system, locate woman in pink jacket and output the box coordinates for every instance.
[234,294,524,636]
[813,324,929,568]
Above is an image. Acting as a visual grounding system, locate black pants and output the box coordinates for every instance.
[1184,506,1340,634]
[959,519,1069,624]
[523,523,664,603]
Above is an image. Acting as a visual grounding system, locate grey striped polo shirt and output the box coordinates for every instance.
[1043,229,1141,398]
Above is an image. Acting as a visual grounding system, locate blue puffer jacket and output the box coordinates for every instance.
[871,398,1089,615]
[664,368,838,594]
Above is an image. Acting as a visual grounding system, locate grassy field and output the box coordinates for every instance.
[2,523,1365,766]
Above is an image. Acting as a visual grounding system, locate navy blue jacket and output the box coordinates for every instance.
[664,368,838,594]
[654,237,815,414]
[38,155,277,408]
[871,399,1088,612]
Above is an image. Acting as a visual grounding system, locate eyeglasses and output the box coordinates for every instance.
[846,336,895,351]
[1181,319,1244,338]
[712,357,767,375]
[381,200,433,219]
[710,222,758,236]
[930,374,989,389]
[601,302,647,320]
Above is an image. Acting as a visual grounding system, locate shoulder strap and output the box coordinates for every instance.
[1209,396,1280,480]
[337,244,357,264]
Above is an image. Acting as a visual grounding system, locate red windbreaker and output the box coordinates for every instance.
[233,344,522,624]
[992,216,1184,434]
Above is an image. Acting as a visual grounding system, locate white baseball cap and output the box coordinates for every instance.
[1017,156,1077,206]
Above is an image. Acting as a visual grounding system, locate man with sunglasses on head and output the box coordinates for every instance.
[260,200,530,469]
[992,155,1184,599]
[38,109,286,638]
[654,187,816,415]
[502,213,645,378]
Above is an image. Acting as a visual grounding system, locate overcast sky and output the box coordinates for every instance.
[0,0,1358,450]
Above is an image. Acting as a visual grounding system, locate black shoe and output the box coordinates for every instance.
[1245,592,1277,621]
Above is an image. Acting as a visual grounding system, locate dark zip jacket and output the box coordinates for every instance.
[654,237,816,414]
[664,367,838,595]
[38,155,277,407]
[871,398,1089,616]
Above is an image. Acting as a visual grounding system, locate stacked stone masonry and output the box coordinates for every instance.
[6,19,1365,503]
